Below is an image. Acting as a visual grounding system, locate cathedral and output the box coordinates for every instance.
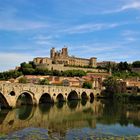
[33,47,97,68]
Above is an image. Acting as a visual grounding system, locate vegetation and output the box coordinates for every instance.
[102,77,121,98]
[18,77,28,84]
[0,61,87,80]
[0,60,140,81]
[102,76,140,100]
[0,70,22,80]
[114,93,140,101]
[63,70,86,77]
[132,61,140,68]
[39,79,49,85]
[113,71,140,79]
[82,82,92,89]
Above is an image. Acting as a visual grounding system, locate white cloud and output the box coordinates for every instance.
[0,53,34,72]
[0,20,48,31]
[0,6,48,31]
[121,30,140,42]
[32,35,57,45]
[62,23,121,34]
[103,1,140,14]
[122,1,140,10]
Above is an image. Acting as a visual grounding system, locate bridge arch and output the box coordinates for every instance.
[90,93,94,100]
[0,92,10,108]
[56,93,64,102]
[39,93,53,104]
[67,90,78,101]
[16,91,35,106]
[81,92,88,100]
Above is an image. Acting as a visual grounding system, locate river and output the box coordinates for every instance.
[0,99,140,139]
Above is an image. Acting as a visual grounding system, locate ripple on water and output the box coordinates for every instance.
[0,127,140,140]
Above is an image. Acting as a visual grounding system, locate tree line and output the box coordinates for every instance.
[0,61,87,80]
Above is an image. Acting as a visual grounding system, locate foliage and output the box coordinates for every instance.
[0,70,22,80]
[113,71,140,79]
[39,79,49,85]
[52,70,62,76]
[82,82,92,89]
[34,68,51,75]
[132,61,140,68]
[62,70,86,77]
[117,61,131,71]
[114,93,140,101]
[18,77,28,84]
[102,77,121,97]
[19,62,36,75]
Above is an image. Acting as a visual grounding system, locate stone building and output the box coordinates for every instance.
[33,47,97,70]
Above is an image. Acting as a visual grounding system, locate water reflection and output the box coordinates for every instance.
[56,101,64,109]
[67,100,79,110]
[0,99,140,137]
[17,105,33,120]
[39,103,52,113]
[81,99,87,106]
[0,109,9,124]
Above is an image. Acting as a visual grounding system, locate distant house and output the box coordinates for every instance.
[62,78,80,87]
[119,79,140,94]
[82,73,107,89]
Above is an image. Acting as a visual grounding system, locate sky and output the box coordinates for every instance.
[0,0,140,71]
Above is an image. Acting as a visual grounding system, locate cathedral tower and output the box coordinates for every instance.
[50,47,55,59]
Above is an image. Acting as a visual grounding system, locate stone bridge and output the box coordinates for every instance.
[0,82,101,108]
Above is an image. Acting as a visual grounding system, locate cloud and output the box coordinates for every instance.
[121,30,140,42]
[0,6,48,31]
[122,1,140,10]
[0,52,34,72]
[62,23,122,34]
[32,35,59,45]
[0,20,48,31]
[103,1,140,14]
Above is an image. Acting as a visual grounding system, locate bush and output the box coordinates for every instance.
[82,82,92,89]
[39,79,49,85]
[18,77,27,84]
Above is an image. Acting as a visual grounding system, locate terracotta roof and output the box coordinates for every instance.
[63,78,79,82]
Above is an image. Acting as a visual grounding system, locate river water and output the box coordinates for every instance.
[0,99,140,140]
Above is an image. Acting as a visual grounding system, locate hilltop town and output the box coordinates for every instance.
[0,47,140,97]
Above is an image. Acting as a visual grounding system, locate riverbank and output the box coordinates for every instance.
[113,93,140,102]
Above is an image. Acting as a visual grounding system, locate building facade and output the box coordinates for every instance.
[33,47,97,69]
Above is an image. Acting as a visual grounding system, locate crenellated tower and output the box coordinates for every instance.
[50,47,55,59]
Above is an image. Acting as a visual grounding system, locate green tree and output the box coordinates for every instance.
[82,82,92,89]
[102,77,121,97]
[34,68,50,75]
[62,70,86,77]
[132,61,140,68]
[117,61,130,71]
[18,77,28,84]
[39,79,49,85]
[22,68,35,75]
[52,70,62,76]
[0,70,22,80]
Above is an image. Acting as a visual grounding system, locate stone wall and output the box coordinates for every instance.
[0,83,101,108]
[36,63,106,73]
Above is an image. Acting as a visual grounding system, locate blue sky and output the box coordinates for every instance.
[0,0,140,71]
